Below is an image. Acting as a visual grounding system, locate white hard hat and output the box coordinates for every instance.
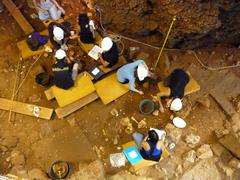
[55,49,66,59]
[170,98,182,111]
[173,117,186,128]
[101,37,113,51]
[137,64,148,81]
[53,26,64,41]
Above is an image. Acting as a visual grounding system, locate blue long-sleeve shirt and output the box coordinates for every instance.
[117,60,145,91]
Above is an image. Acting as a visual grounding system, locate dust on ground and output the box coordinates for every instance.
[1,2,240,180]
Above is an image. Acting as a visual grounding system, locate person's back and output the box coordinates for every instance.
[102,42,119,67]
[139,130,162,162]
[52,61,74,90]
[167,69,189,99]
[79,13,94,44]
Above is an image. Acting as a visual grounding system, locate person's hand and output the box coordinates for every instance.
[166,99,173,108]
[43,10,49,15]
[59,7,65,14]
[138,90,144,95]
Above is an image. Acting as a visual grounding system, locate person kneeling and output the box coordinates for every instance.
[132,130,165,162]
[52,49,80,90]
[157,68,190,113]
[117,60,156,95]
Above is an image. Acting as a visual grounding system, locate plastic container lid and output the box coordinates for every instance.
[172,117,186,128]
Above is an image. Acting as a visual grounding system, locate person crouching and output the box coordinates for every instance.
[52,49,79,90]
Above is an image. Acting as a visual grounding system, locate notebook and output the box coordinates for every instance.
[88,45,103,60]
[123,146,143,165]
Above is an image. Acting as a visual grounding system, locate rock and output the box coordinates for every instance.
[231,113,240,133]
[214,128,229,138]
[28,94,41,103]
[110,108,119,116]
[128,47,140,59]
[136,52,150,60]
[175,164,183,177]
[180,159,221,180]
[10,150,25,167]
[228,158,240,169]
[67,118,76,127]
[185,133,200,147]
[120,117,131,126]
[138,119,147,129]
[28,168,48,180]
[109,153,127,168]
[183,150,197,163]
[113,136,118,145]
[197,96,210,108]
[152,110,159,116]
[165,123,182,143]
[1,136,19,148]
[196,144,213,159]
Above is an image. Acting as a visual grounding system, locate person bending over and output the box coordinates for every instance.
[117,60,156,95]
[48,21,75,50]
[52,49,80,90]
[98,37,119,68]
[157,68,189,113]
[33,0,65,21]
[132,130,165,162]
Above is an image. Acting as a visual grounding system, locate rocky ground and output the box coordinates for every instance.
[0,0,240,180]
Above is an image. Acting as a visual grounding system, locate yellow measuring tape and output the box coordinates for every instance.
[153,16,177,70]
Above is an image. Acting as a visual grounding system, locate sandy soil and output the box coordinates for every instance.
[0,4,240,179]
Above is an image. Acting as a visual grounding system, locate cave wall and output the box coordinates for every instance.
[93,0,240,49]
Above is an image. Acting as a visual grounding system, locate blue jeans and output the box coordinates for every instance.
[132,132,144,149]
[39,5,61,20]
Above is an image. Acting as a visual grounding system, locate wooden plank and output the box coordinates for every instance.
[2,0,34,34]
[55,92,99,119]
[0,98,53,120]
[94,72,129,105]
[51,73,96,107]
[16,30,51,60]
[99,56,127,73]
[44,88,55,101]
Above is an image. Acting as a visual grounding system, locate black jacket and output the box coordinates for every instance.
[52,60,74,90]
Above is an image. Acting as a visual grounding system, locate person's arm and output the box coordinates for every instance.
[51,0,65,14]
[157,89,171,113]
[33,0,46,13]
[98,53,109,67]
[129,78,144,95]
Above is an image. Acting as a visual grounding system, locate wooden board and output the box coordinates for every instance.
[94,72,129,105]
[44,88,55,101]
[122,141,169,171]
[99,56,127,73]
[158,73,200,96]
[17,30,51,59]
[79,31,102,53]
[0,98,53,120]
[2,0,34,34]
[51,73,96,107]
[55,92,99,119]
